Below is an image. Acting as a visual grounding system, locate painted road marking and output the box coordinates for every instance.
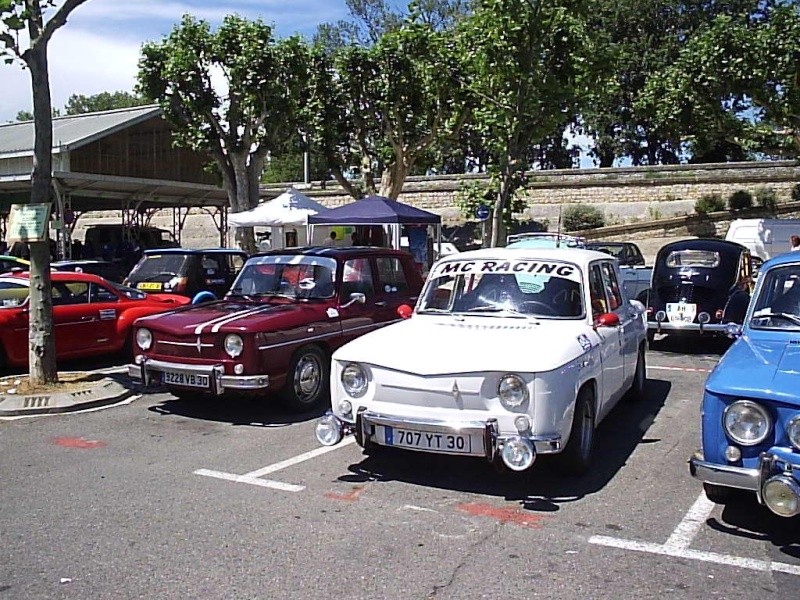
[589,492,800,576]
[648,365,713,373]
[193,436,357,492]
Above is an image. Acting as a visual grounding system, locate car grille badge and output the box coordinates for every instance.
[452,381,462,403]
[196,336,203,355]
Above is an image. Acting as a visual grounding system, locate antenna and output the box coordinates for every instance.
[555,204,563,248]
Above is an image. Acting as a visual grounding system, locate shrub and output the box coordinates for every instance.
[754,186,778,213]
[728,189,753,211]
[694,193,725,214]
[562,204,606,231]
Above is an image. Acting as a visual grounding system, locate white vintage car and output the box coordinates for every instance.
[315,248,648,474]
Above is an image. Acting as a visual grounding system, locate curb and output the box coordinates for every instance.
[0,377,136,417]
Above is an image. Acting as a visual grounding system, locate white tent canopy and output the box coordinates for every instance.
[228,188,328,227]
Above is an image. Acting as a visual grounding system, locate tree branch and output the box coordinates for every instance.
[37,0,90,47]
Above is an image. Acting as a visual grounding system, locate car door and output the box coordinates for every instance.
[372,256,413,325]
[338,257,379,344]
[88,281,122,350]
[588,262,625,415]
[600,260,638,388]
[50,280,97,356]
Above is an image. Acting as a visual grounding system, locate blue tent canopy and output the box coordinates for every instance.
[307,195,441,225]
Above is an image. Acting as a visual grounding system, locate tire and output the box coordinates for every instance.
[703,482,737,505]
[625,345,647,402]
[281,345,329,413]
[646,330,657,350]
[557,387,596,475]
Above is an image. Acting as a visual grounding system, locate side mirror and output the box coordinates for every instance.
[594,312,620,328]
[341,292,366,308]
[724,322,742,338]
[397,304,413,319]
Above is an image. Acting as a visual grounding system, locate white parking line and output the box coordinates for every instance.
[589,492,800,576]
[193,436,357,492]
[648,365,713,373]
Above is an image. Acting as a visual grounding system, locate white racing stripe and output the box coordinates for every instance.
[193,305,268,334]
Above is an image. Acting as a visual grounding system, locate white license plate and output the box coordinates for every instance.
[162,370,209,388]
[666,302,697,323]
[382,426,472,454]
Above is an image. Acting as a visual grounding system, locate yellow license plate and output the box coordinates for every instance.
[137,282,163,291]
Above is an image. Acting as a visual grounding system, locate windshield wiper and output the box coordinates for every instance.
[753,311,800,326]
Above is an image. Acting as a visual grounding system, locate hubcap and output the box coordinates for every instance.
[295,355,322,400]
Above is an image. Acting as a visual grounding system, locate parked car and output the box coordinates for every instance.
[689,252,800,517]
[315,248,648,474]
[0,272,189,368]
[0,255,29,274]
[506,232,586,248]
[127,247,424,411]
[124,248,247,302]
[725,218,800,261]
[586,242,651,302]
[52,259,128,283]
[645,239,753,343]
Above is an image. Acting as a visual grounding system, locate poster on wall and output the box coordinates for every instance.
[7,203,51,242]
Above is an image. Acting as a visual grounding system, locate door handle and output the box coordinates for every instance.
[374,301,387,307]
[81,315,94,321]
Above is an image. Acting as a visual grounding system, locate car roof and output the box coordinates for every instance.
[142,248,247,256]
[52,259,115,266]
[0,255,30,263]
[0,271,108,284]
[252,246,410,260]
[760,251,800,270]
[439,247,613,269]
[657,238,748,256]
[586,242,628,248]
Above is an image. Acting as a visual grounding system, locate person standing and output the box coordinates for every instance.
[324,230,338,247]
[790,235,800,252]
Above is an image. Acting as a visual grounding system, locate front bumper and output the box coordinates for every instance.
[690,449,800,513]
[319,409,561,469]
[127,358,269,394]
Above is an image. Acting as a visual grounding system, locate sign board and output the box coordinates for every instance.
[475,204,491,221]
[7,203,51,242]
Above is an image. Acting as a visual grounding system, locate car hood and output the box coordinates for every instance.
[706,335,800,405]
[333,315,593,375]
[134,300,313,335]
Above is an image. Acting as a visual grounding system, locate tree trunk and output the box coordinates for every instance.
[378,162,407,200]
[26,43,58,384]
[231,152,257,254]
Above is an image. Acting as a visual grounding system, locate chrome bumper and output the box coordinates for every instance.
[330,409,561,463]
[127,359,269,394]
[648,321,728,334]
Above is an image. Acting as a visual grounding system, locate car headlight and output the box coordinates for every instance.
[224,334,243,358]
[723,400,772,446]
[135,328,152,350]
[498,374,528,409]
[341,363,368,398]
[787,415,800,452]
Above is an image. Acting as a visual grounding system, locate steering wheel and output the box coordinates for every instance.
[519,300,558,316]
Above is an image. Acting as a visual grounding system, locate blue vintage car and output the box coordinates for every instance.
[689,251,800,517]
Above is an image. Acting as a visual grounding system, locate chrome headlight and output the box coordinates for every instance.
[341,363,368,398]
[498,374,528,409]
[723,400,771,446]
[787,415,800,451]
[135,328,152,350]
[224,334,243,358]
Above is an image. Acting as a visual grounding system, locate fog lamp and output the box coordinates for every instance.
[234,364,244,375]
[315,413,344,446]
[655,310,666,322]
[724,445,741,462]
[715,309,724,320]
[698,312,711,324]
[787,415,800,452]
[338,399,353,416]
[762,475,800,517]
[514,415,531,432]
[501,437,535,471]
[135,354,145,365]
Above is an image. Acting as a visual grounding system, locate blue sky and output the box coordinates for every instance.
[1,0,368,122]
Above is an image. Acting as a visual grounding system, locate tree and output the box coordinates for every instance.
[64,90,148,114]
[137,15,312,253]
[459,0,596,246]
[306,20,470,200]
[1,0,90,384]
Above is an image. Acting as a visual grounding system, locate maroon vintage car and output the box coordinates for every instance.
[128,247,423,411]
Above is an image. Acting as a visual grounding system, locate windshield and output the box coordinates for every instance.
[665,250,720,268]
[589,244,624,259]
[418,258,584,318]
[229,255,337,300]
[110,282,146,300]
[128,254,191,280]
[750,264,800,330]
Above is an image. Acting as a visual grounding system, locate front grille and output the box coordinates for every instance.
[155,335,216,358]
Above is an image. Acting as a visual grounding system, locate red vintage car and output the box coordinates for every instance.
[128,247,423,411]
[0,271,190,368]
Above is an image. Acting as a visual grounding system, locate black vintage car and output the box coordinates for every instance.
[645,239,753,342]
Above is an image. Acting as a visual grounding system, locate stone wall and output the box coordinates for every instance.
[71,160,800,248]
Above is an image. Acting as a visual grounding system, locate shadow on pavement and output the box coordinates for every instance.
[338,378,672,512]
[649,334,733,356]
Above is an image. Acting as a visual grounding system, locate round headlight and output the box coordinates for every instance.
[135,328,152,350]
[224,334,243,358]
[501,437,535,471]
[723,400,772,446]
[498,374,528,409]
[341,363,368,398]
[315,413,344,447]
[787,415,800,452]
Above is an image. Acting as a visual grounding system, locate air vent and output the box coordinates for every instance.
[23,396,49,408]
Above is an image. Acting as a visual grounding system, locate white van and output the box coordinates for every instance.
[724,218,800,260]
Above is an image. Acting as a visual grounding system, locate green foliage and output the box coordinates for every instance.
[562,204,606,231]
[64,91,148,115]
[261,151,329,184]
[455,180,527,227]
[754,186,778,213]
[728,189,753,211]
[694,193,725,214]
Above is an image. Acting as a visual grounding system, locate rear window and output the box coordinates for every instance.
[129,254,191,278]
[665,250,719,268]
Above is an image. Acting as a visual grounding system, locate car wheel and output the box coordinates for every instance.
[703,482,738,505]
[625,345,647,402]
[557,387,595,475]
[281,345,329,413]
